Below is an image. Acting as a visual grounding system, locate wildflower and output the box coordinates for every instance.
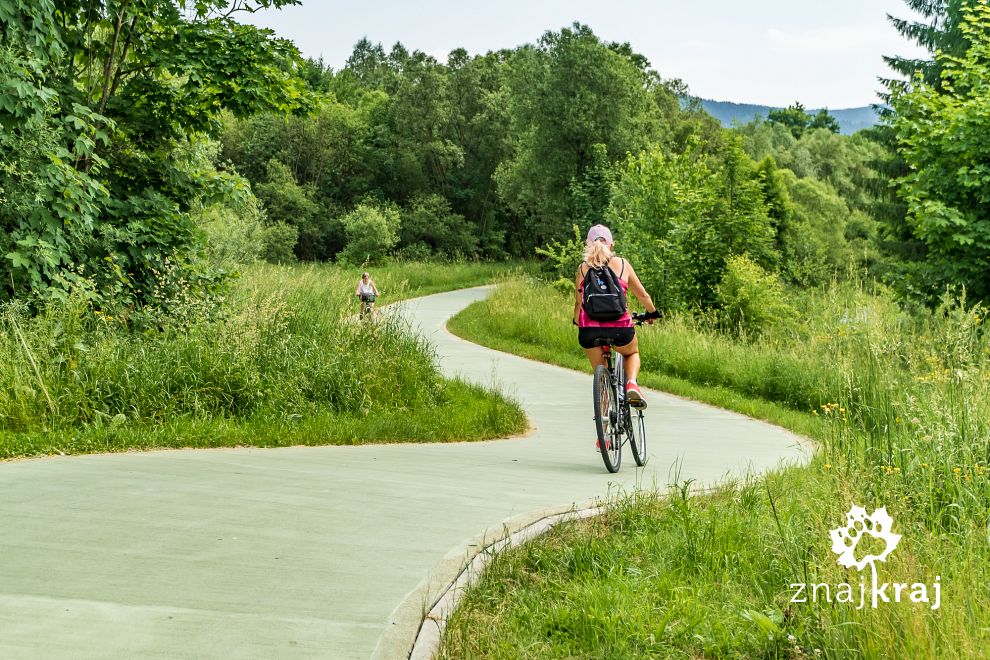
[824,463,831,470]
[954,468,962,473]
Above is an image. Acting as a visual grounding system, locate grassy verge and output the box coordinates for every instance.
[0,261,532,459]
[442,279,989,658]
[0,379,523,457]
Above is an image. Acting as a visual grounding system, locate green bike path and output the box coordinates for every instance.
[0,287,809,659]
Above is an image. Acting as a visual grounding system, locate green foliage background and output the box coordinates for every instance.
[0,0,307,312]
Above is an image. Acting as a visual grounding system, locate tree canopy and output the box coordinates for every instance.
[891,0,990,301]
[1,0,307,309]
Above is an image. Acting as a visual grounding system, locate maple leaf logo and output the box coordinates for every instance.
[829,505,901,571]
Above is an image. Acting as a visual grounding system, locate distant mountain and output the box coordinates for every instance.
[696,99,882,135]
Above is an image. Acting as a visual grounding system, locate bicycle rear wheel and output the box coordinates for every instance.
[593,364,621,473]
[627,408,647,466]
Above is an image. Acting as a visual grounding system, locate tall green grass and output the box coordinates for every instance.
[0,262,530,457]
[443,278,990,658]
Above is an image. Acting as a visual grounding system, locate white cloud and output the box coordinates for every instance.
[766,25,892,53]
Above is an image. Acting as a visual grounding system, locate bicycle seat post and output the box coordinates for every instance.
[598,344,612,369]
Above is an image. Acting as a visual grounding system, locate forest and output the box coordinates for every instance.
[3,0,989,318]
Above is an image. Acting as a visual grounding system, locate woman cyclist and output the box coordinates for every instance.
[355,272,379,319]
[573,224,659,409]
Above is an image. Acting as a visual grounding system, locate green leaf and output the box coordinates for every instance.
[5,251,32,269]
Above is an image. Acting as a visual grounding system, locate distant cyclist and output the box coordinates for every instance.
[574,225,659,408]
[355,272,379,319]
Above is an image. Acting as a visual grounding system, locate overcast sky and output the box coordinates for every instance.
[244,0,928,109]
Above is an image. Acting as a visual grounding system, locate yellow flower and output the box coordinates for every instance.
[824,463,832,470]
[954,467,962,473]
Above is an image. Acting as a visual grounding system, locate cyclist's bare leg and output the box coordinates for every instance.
[584,348,607,370]
[614,336,640,382]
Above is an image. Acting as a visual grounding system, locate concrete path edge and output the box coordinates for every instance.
[370,498,600,660]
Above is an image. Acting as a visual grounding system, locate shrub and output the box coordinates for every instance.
[394,242,433,262]
[337,203,400,265]
[716,255,795,337]
[197,196,266,269]
[254,159,320,228]
[535,224,585,292]
[399,194,479,258]
[260,222,299,264]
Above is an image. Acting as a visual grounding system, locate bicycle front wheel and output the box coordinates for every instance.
[593,364,621,473]
[627,408,647,466]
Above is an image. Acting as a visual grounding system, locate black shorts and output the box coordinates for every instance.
[578,327,635,349]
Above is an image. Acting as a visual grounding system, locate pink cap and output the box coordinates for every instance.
[586,224,613,246]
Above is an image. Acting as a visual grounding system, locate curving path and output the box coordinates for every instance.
[0,287,809,659]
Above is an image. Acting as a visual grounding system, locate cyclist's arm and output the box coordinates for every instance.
[355,282,362,296]
[371,280,379,296]
[623,261,658,313]
[573,265,585,324]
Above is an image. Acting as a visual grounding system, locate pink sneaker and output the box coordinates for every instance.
[626,382,647,409]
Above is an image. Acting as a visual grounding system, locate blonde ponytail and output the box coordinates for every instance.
[584,239,613,269]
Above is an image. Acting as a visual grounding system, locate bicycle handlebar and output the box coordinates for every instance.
[632,310,663,325]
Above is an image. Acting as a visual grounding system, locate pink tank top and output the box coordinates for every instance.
[578,261,633,328]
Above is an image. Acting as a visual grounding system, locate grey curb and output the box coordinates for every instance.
[408,503,604,659]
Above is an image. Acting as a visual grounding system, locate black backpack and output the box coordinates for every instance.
[581,261,627,321]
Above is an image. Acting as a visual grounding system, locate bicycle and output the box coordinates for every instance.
[592,312,659,473]
[359,293,377,320]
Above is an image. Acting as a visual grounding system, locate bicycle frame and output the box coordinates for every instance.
[599,345,628,442]
[599,345,626,409]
